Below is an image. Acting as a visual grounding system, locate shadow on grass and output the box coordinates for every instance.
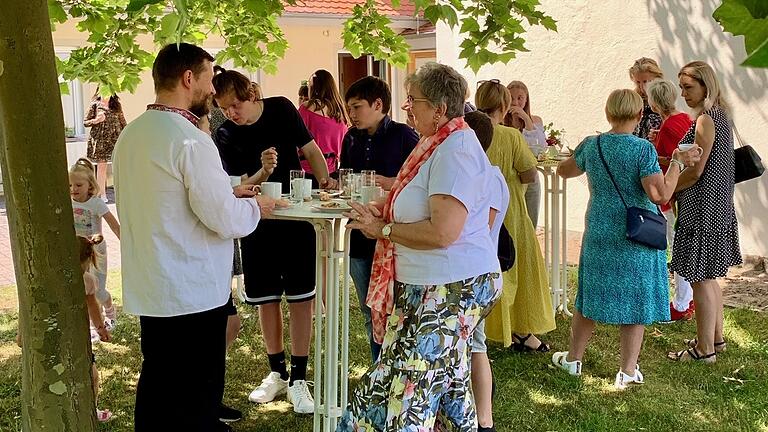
[2,273,768,431]
[485,306,768,432]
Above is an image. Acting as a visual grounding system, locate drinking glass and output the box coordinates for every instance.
[289,169,305,203]
[350,173,362,201]
[361,170,376,187]
[339,168,354,196]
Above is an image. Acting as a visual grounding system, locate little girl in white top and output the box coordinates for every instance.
[69,158,121,333]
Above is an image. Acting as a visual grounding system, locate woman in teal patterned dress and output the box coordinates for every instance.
[553,89,701,389]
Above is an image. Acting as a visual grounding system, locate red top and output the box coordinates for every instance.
[654,112,692,211]
[298,104,348,175]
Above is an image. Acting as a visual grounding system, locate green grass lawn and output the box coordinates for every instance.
[1,269,767,431]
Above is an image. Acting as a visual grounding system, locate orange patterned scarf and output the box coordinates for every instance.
[366,116,469,343]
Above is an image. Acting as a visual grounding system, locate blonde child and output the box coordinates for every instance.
[69,158,121,335]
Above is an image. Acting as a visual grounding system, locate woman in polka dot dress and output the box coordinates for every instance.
[669,61,742,363]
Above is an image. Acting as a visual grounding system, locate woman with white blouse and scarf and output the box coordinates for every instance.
[336,62,501,431]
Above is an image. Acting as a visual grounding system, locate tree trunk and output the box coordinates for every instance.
[0,2,96,431]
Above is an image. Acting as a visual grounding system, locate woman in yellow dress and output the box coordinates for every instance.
[475,80,556,351]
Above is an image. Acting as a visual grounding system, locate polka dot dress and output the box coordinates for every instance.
[671,106,742,283]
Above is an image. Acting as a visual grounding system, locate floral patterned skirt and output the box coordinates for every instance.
[337,272,501,432]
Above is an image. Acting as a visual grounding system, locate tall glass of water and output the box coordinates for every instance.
[361,170,376,187]
[338,168,354,196]
[289,169,305,203]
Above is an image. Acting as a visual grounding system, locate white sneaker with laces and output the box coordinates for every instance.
[614,365,644,390]
[287,380,315,414]
[248,372,288,403]
[552,351,582,376]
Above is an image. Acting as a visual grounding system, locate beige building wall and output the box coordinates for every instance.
[51,16,412,122]
[437,0,768,258]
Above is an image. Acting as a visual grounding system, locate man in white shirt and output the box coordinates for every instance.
[113,43,276,432]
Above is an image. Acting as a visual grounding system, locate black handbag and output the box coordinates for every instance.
[596,135,667,250]
[733,125,765,183]
[498,223,515,272]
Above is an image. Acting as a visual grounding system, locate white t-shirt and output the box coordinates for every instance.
[392,128,498,285]
[113,109,261,317]
[72,196,109,255]
[489,166,510,251]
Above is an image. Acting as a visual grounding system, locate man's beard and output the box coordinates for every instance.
[189,92,212,117]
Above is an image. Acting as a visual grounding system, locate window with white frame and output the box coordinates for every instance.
[56,49,86,138]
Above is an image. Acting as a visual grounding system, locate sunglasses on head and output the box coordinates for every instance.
[477,79,502,88]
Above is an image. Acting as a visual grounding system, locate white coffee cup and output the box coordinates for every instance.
[678,143,703,156]
[361,185,383,204]
[261,182,282,199]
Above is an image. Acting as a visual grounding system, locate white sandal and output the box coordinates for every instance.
[614,365,644,390]
[552,351,582,376]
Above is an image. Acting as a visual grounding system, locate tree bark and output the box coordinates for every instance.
[0,2,96,431]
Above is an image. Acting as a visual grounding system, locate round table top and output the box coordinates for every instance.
[270,198,352,221]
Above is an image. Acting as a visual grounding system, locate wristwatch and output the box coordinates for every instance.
[670,158,686,171]
[382,222,394,240]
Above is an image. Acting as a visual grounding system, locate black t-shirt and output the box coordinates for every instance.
[215,96,313,193]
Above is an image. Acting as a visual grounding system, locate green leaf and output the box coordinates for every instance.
[714,0,768,67]
[440,5,459,28]
[743,36,768,66]
[460,18,480,34]
[158,13,181,42]
[424,5,441,24]
[714,0,768,53]
[127,0,165,13]
[48,0,68,24]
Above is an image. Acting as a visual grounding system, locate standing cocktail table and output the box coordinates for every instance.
[270,199,353,431]
[537,160,572,316]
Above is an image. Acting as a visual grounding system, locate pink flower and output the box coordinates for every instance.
[403,379,416,399]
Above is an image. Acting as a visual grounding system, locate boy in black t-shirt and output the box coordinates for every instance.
[213,69,337,415]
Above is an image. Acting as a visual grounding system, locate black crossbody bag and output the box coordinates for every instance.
[733,124,764,184]
[596,135,667,250]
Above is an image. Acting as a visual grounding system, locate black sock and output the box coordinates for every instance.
[268,351,289,381]
[289,355,308,385]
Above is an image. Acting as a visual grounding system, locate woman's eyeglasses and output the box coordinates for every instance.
[405,94,430,106]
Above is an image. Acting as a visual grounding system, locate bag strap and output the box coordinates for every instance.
[732,121,745,148]
[596,134,629,210]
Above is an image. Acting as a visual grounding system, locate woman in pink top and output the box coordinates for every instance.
[299,69,350,178]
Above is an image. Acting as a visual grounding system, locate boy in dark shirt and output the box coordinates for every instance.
[340,76,419,360]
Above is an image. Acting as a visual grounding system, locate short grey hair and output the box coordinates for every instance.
[405,62,468,119]
[646,79,678,115]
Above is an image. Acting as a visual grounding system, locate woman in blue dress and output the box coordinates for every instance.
[553,89,701,389]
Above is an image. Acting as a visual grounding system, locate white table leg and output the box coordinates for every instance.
[323,220,339,432]
[551,170,562,312]
[312,222,326,432]
[560,178,572,316]
[340,225,352,413]
[540,167,551,272]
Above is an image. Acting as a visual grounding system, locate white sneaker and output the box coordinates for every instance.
[614,365,644,390]
[287,380,315,414]
[552,351,582,376]
[248,372,288,403]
